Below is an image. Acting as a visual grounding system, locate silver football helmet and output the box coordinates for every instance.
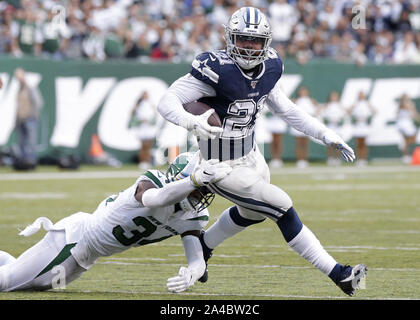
[224,7,272,70]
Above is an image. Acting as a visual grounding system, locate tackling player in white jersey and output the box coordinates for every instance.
[157,7,367,296]
[0,152,232,293]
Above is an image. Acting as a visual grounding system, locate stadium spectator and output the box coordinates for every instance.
[396,93,420,164]
[351,42,368,66]
[318,2,340,31]
[0,0,419,64]
[82,23,106,61]
[14,67,44,170]
[39,9,72,59]
[0,5,19,56]
[268,0,298,45]
[393,31,419,63]
[349,91,376,167]
[14,6,43,57]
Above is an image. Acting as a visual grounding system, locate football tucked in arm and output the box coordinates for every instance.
[183,101,222,127]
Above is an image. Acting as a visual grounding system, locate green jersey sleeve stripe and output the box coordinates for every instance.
[187,216,209,221]
[144,171,163,188]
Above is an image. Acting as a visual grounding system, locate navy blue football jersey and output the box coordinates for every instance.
[189,49,283,161]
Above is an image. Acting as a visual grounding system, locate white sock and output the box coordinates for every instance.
[0,251,16,267]
[288,225,337,276]
[204,208,246,249]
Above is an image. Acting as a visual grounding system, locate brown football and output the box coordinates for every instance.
[183,101,222,127]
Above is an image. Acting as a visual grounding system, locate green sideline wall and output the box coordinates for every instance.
[0,56,419,163]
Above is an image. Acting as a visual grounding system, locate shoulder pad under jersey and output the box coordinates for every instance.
[140,170,167,188]
[266,47,284,76]
[190,51,222,87]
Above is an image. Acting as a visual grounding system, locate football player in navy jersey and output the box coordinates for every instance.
[158,7,366,296]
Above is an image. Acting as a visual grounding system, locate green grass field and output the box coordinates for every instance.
[0,162,419,300]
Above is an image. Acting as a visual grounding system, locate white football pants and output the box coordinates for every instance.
[209,146,293,221]
[0,230,86,291]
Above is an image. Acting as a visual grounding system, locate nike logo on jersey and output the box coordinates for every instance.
[209,53,216,62]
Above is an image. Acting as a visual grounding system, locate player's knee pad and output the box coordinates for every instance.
[230,206,265,227]
[276,207,303,243]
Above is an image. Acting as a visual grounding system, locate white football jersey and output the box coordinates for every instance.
[68,170,209,269]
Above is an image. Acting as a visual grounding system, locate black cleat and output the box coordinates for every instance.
[198,231,213,283]
[336,264,367,296]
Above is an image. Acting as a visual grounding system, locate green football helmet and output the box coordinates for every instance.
[166,152,215,213]
[165,152,195,181]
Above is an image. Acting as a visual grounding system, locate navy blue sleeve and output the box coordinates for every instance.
[190,52,221,89]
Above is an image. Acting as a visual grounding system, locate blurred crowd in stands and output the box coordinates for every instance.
[0,0,420,64]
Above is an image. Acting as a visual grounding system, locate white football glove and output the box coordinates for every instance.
[190,159,232,187]
[167,267,194,293]
[322,130,356,162]
[182,109,223,139]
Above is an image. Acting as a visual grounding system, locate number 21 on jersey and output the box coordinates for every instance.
[221,95,267,139]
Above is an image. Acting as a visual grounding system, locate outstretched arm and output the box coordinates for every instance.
[266,81,329,140]
[167,231,206,293]
[136,159,233,208]
[266,81,355,162]
[136,178,195,208]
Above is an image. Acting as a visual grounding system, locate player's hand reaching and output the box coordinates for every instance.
[322,130,356,162]
[167,267,194,293]
[190,159,232,187]
[183,109,223,139]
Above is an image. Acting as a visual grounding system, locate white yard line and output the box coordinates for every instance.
[0,165,419,181]
[0,171,141,181]
[98,260,420,272]
[269,165,420,175]
[0,192,67,199]
[144,242,420,251]
[285,184,420,190]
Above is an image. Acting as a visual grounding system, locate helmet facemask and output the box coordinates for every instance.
[226,33,271,70]
[224,7,272,70]
[187,187,215,213]
[179,186,215,213]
